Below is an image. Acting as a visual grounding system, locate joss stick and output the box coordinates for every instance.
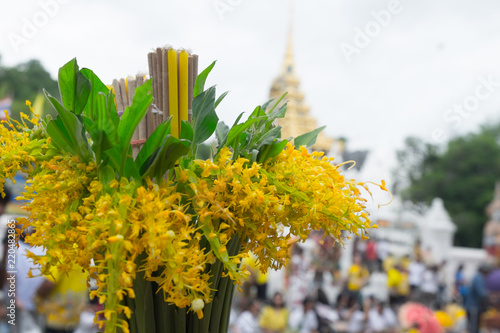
[188,55,194,123]
[119,78,127,110]
[113,79,124,113]
[147,52,155,137]
[191,54,199,123]
[152,51,159,130]
[192,54,199,88]
[156,47,164,129]
[162,49,169,122]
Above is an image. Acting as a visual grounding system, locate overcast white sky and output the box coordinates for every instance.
[2,0,500,153]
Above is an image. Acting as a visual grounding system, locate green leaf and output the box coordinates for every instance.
[142,136,190,180]
[105,89,120,127]
[180,120,194,142]
[250,106,265,119]
[267,92,287,114]
[99,165,116,185]
[75,72,91,115]
[117,79,153,154]
[81,115,93,131]
[217,113,243,152]
[87,92,119,154]
[102,147,122,174]
[261,98,274,111]
[192,86,218,146]
[215,91,229,108]
[250,149,259,162]
[231,112,245,128]
[153,288,171,332]
[215,122,229,148]
[256,126,282,149]
[294,126,326,148]
[225,116,265,149]
[132,267,157,333]
[124,154,141,181]
[58,59,78,110]
[260,139,289,162]
[135,118,171,174]
[267,102,287,120]
[193,61,216,98]
[81,68,110,119]
[45,118,77,156]
[58,58,91,115]
[195,143,212,160]
[44,90,90,161]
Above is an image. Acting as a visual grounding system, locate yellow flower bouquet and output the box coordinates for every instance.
[0,57,384,333]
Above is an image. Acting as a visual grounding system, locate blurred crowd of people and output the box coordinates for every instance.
[233,231,500,333]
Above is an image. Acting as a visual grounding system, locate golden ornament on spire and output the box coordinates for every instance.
[270,3,334,154]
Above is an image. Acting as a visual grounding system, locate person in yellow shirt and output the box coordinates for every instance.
[435,304,454,332]
[36,265,89,333]
[347,255,369,303]
[387,264,410,309]
[383,253,396,273]
[445,300,467,333]
[259,292,289,333]
[387,265,402,308]
[400,254,411,271]
[397,267,410,305]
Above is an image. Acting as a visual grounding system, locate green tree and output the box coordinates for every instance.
[398,125,500,248]
[0,55,58,121]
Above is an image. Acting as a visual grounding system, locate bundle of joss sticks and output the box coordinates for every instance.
[112,47,199,157]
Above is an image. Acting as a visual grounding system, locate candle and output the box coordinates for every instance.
[179,51,189,130]
[168,49,179,138]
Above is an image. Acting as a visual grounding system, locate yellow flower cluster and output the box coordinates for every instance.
[0,106,383,333]
[23,174,212,331]
[266,144,372,240]
[0,106,53,198]
[184,144,373,278]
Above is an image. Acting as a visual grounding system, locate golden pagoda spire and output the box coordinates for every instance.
[269,0,334,154]
[283,0,295,76]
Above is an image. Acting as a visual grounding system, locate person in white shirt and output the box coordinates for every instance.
[367,300,398,333]
[346,298,369,333]
[420,265,439,308]
[288,297,319,333]
[408,257,426,301]
[235,299,261,333]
